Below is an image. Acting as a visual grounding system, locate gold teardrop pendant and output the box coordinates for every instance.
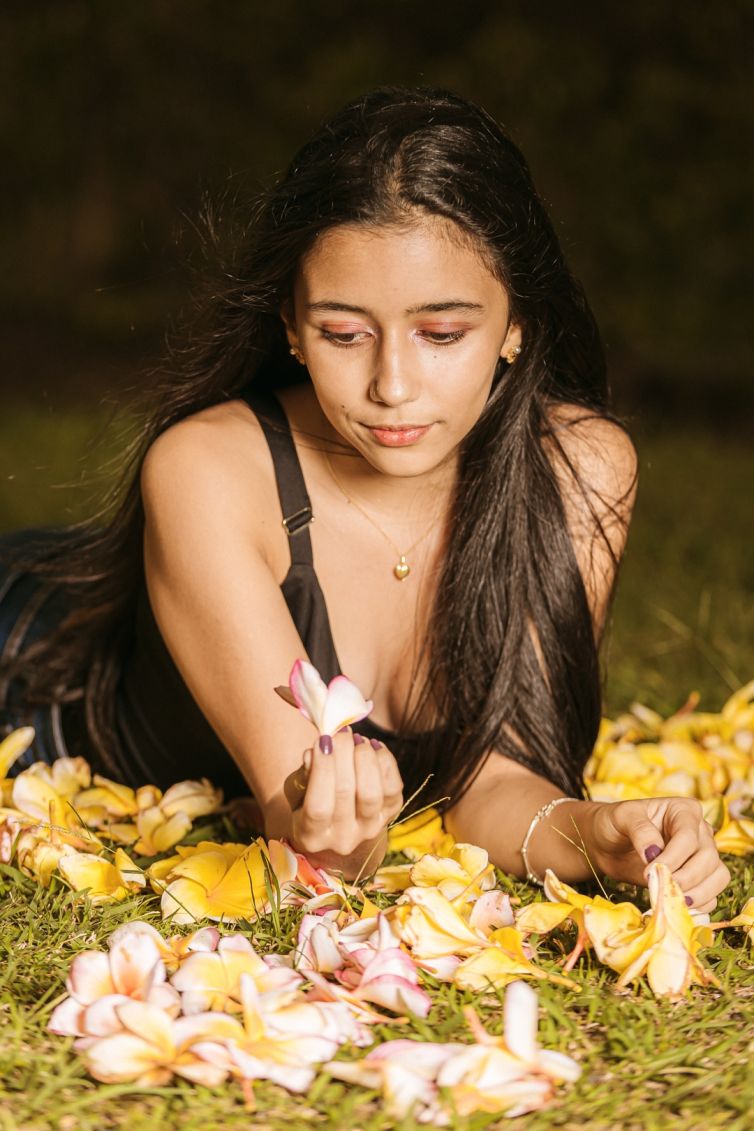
[393,555,410,580]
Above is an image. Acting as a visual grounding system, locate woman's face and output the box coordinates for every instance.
[283,217,521,480]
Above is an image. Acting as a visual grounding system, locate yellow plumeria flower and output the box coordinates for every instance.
[453,927,579,992]
[171,933,303,1014]
[107,920,221,973]
[387,808,456,861]
[158,838,298,924]
[11,758,91,830]
[73,776,141,822]
[15,829,77,887]
[391,886,491,960]
[516,871,644,973]
[369,863,414,893]
[407,843,496,903]
[58,848,146,903]
[373,842,496,902]
[583,862,718,1000]
[158,778,223,820]
[10,814,103,885]
[132,804,193,856]
[712,801,754,856]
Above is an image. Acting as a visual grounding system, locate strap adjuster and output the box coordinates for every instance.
[281,506,314,535]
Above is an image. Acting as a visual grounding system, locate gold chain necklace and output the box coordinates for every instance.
[325,452,440,580]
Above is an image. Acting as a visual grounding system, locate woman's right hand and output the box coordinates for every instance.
[283,730,404,871]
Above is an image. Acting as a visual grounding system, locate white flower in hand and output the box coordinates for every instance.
[275,659,373,737]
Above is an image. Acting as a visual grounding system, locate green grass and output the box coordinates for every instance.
[1,856,752,1130]
[1,403,753,1129]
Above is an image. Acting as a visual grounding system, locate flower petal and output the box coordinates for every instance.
[0,727,35,778]
[320,675,373,735]
[288,659,329,730]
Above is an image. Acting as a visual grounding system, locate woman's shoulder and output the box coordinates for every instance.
[141,395,275,497]
[543,401,638,505]
[139,396,285,561]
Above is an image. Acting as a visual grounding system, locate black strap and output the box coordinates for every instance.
[239,388,314,566]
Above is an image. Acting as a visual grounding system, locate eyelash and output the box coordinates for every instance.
[319,329,467,349]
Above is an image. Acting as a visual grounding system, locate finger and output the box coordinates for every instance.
[354,744,383,821]
[648,801,704,875]
[330,730,357,827]
[374,743,404,816]
[283,761,310,812]
[667,823,720,893]
[683,860,731,911]
[301,738,338,827]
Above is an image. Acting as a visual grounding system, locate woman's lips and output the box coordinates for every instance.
[365,424,433,447]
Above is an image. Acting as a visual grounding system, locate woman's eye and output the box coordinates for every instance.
[420,329,466,345]
[320,330,369,348]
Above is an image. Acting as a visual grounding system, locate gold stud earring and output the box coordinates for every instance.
[289,347,306,365]
[506,345,522,364]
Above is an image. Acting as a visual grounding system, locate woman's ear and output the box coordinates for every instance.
[280,301,307,366]
[500,323,523,364]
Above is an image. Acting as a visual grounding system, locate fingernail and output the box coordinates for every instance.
[353,733,364,746]
[319,735,333,755]
[369,738,382,751]
[303,749,312,772]
[645,844,662,863]
[685,895,693,907]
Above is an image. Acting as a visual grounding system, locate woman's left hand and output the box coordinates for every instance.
[588,796,730,912]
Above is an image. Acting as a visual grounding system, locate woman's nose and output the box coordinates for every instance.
[368,334,418,405]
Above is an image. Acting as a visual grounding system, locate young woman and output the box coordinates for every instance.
[0,86,729,908]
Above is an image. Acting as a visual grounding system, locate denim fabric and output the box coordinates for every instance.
[0,529,76,772]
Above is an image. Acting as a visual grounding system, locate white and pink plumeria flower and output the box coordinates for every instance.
[326,980,581,1123]
[275,659,373,737]
[48,929,180,1043]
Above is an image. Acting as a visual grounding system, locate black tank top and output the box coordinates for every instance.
[113,388,410,796]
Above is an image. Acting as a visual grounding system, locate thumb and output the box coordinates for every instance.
[284,753,311,812]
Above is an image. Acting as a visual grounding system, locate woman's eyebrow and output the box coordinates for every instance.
[306,300,485,315]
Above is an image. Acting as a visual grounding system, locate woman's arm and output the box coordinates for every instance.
[445,411,730,910]
[140,408,403,878]
[445,756,729,910]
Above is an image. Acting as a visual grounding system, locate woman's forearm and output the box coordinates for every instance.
[445,768,602,883]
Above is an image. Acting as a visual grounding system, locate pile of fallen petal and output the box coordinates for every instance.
[585,682,754,854]
[2,681,754,1118]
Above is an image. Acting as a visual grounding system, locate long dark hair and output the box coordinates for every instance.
[3,86,627,804]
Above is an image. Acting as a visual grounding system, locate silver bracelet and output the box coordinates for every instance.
[520,796,578,885]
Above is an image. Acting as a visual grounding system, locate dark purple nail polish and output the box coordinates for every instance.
[319,734,333,755]
[370,738,382,751]
[685,895,693,907]
[645,844,662,863]
[353,733,364,746]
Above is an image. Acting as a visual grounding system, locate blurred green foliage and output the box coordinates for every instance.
[2,0,752,402]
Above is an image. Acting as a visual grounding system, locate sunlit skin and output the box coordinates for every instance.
[140,214,730,908]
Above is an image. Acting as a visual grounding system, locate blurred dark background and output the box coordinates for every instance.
[2,0,752,421]
[1,0,752,711]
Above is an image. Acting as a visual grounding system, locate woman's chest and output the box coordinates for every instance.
[308,516,441,730]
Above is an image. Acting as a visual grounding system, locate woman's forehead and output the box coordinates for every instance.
[295,217,505,307]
